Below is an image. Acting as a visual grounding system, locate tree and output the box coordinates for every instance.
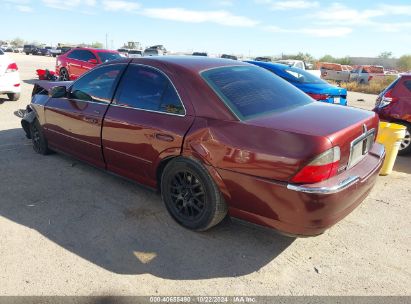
[319,54,335,62]
[398,55,411,71]
[378,51,393,59]
[91,41,103,48]
[282,52,316,62]
[10,38,25,47]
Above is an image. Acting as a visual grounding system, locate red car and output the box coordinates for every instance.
[374,74,411,155]
[56,47,121,81]
[22,57,385,236]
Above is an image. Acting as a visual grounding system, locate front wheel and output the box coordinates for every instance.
[7,93,20,101]
[161,158,227,231]
[30,120,50,155]
[398,123,411,155]
[59,68,69,81]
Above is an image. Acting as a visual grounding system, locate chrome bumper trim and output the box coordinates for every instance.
[287,176,360,194]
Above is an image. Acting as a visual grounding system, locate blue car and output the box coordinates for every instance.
[247,61,347,106]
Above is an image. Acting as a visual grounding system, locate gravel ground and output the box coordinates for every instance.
[0,53,410,296]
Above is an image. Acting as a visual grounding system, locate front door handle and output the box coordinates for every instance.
[155,133,174,142]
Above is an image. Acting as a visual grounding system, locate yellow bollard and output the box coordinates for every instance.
[376,122,406,175]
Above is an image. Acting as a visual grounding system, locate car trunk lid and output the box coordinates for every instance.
[247,102,379,175]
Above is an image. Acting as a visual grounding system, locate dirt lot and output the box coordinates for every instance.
[0,53,410,296]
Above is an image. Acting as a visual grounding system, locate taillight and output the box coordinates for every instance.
[307,93,329,101]
[380,88,399,107]
[291,147,341,184]
[6,62,18,73]
[368,75,373,82]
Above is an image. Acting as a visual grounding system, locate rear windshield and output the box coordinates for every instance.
[129,50,142,54]
[97,52,121,63]
[201,65,313,120]
[280,67,327,84]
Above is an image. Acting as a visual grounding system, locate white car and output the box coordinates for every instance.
[128,50,143,58]
[0,49,21,101]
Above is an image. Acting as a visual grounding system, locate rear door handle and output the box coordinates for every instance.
[155,133,174,142]
[83,116,99,124]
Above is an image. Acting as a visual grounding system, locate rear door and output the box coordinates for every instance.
[44,63,127,168]
[102,64,194,186]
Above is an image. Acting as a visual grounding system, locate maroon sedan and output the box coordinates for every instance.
[22,57,385,236]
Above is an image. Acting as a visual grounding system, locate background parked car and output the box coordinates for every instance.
[248,61,347,105]
[117,48,129,57]
[320,62,352,82]
[128,50,143,58]
[23,44,40,55]
[374,74,411,154]
[275,59,307,70]
[56,47,121,80]
[38,47,52,56]
[192,52,208,56]
[221,54,237,60]
[0,49,21,101]
[350,65,385,84]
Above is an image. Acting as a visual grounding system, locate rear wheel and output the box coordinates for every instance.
[30,120,50,155]
[7,93,20,101]
[161,157,227,231]
[59,68,69,81]
[398,123,411,155]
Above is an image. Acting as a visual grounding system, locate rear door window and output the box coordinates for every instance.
[404,80,411,93]
[201,65,312,120]
[114,64,185,115]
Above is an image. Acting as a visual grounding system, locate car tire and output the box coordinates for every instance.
[398,122,411,156]
[30,119,50,155]
[25,52,29,55]
[161,157,228,231]
[59,68,69,81]
[7,93,20,101]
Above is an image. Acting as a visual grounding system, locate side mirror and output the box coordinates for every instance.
[88,59,98,64]
[49,86,67,98]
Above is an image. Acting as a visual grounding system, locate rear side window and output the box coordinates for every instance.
[67,50,96,62]
[201,66,312,120]
[404,80,411,92]
[115,65,185,115]
[98,52,121,63]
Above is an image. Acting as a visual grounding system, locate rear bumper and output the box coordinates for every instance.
[218,143,385,236]
[0,72,21,94]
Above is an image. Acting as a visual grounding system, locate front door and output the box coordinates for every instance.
[44,63,127,168]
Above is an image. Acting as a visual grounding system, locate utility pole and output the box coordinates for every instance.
[105,33,108,49]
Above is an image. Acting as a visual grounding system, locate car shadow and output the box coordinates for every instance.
[0,128,294,280]
[393,155,411,175]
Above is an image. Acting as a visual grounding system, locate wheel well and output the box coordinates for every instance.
[156,156,177,192]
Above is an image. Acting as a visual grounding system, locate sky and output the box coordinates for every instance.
[1,0,411,58]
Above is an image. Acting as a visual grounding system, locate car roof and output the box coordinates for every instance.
[130,56,249,73]
[74,47,118,53]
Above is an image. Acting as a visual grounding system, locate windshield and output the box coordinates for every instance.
[201,65,312,120]
[97,52,121,63]
[280,67,328,84]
